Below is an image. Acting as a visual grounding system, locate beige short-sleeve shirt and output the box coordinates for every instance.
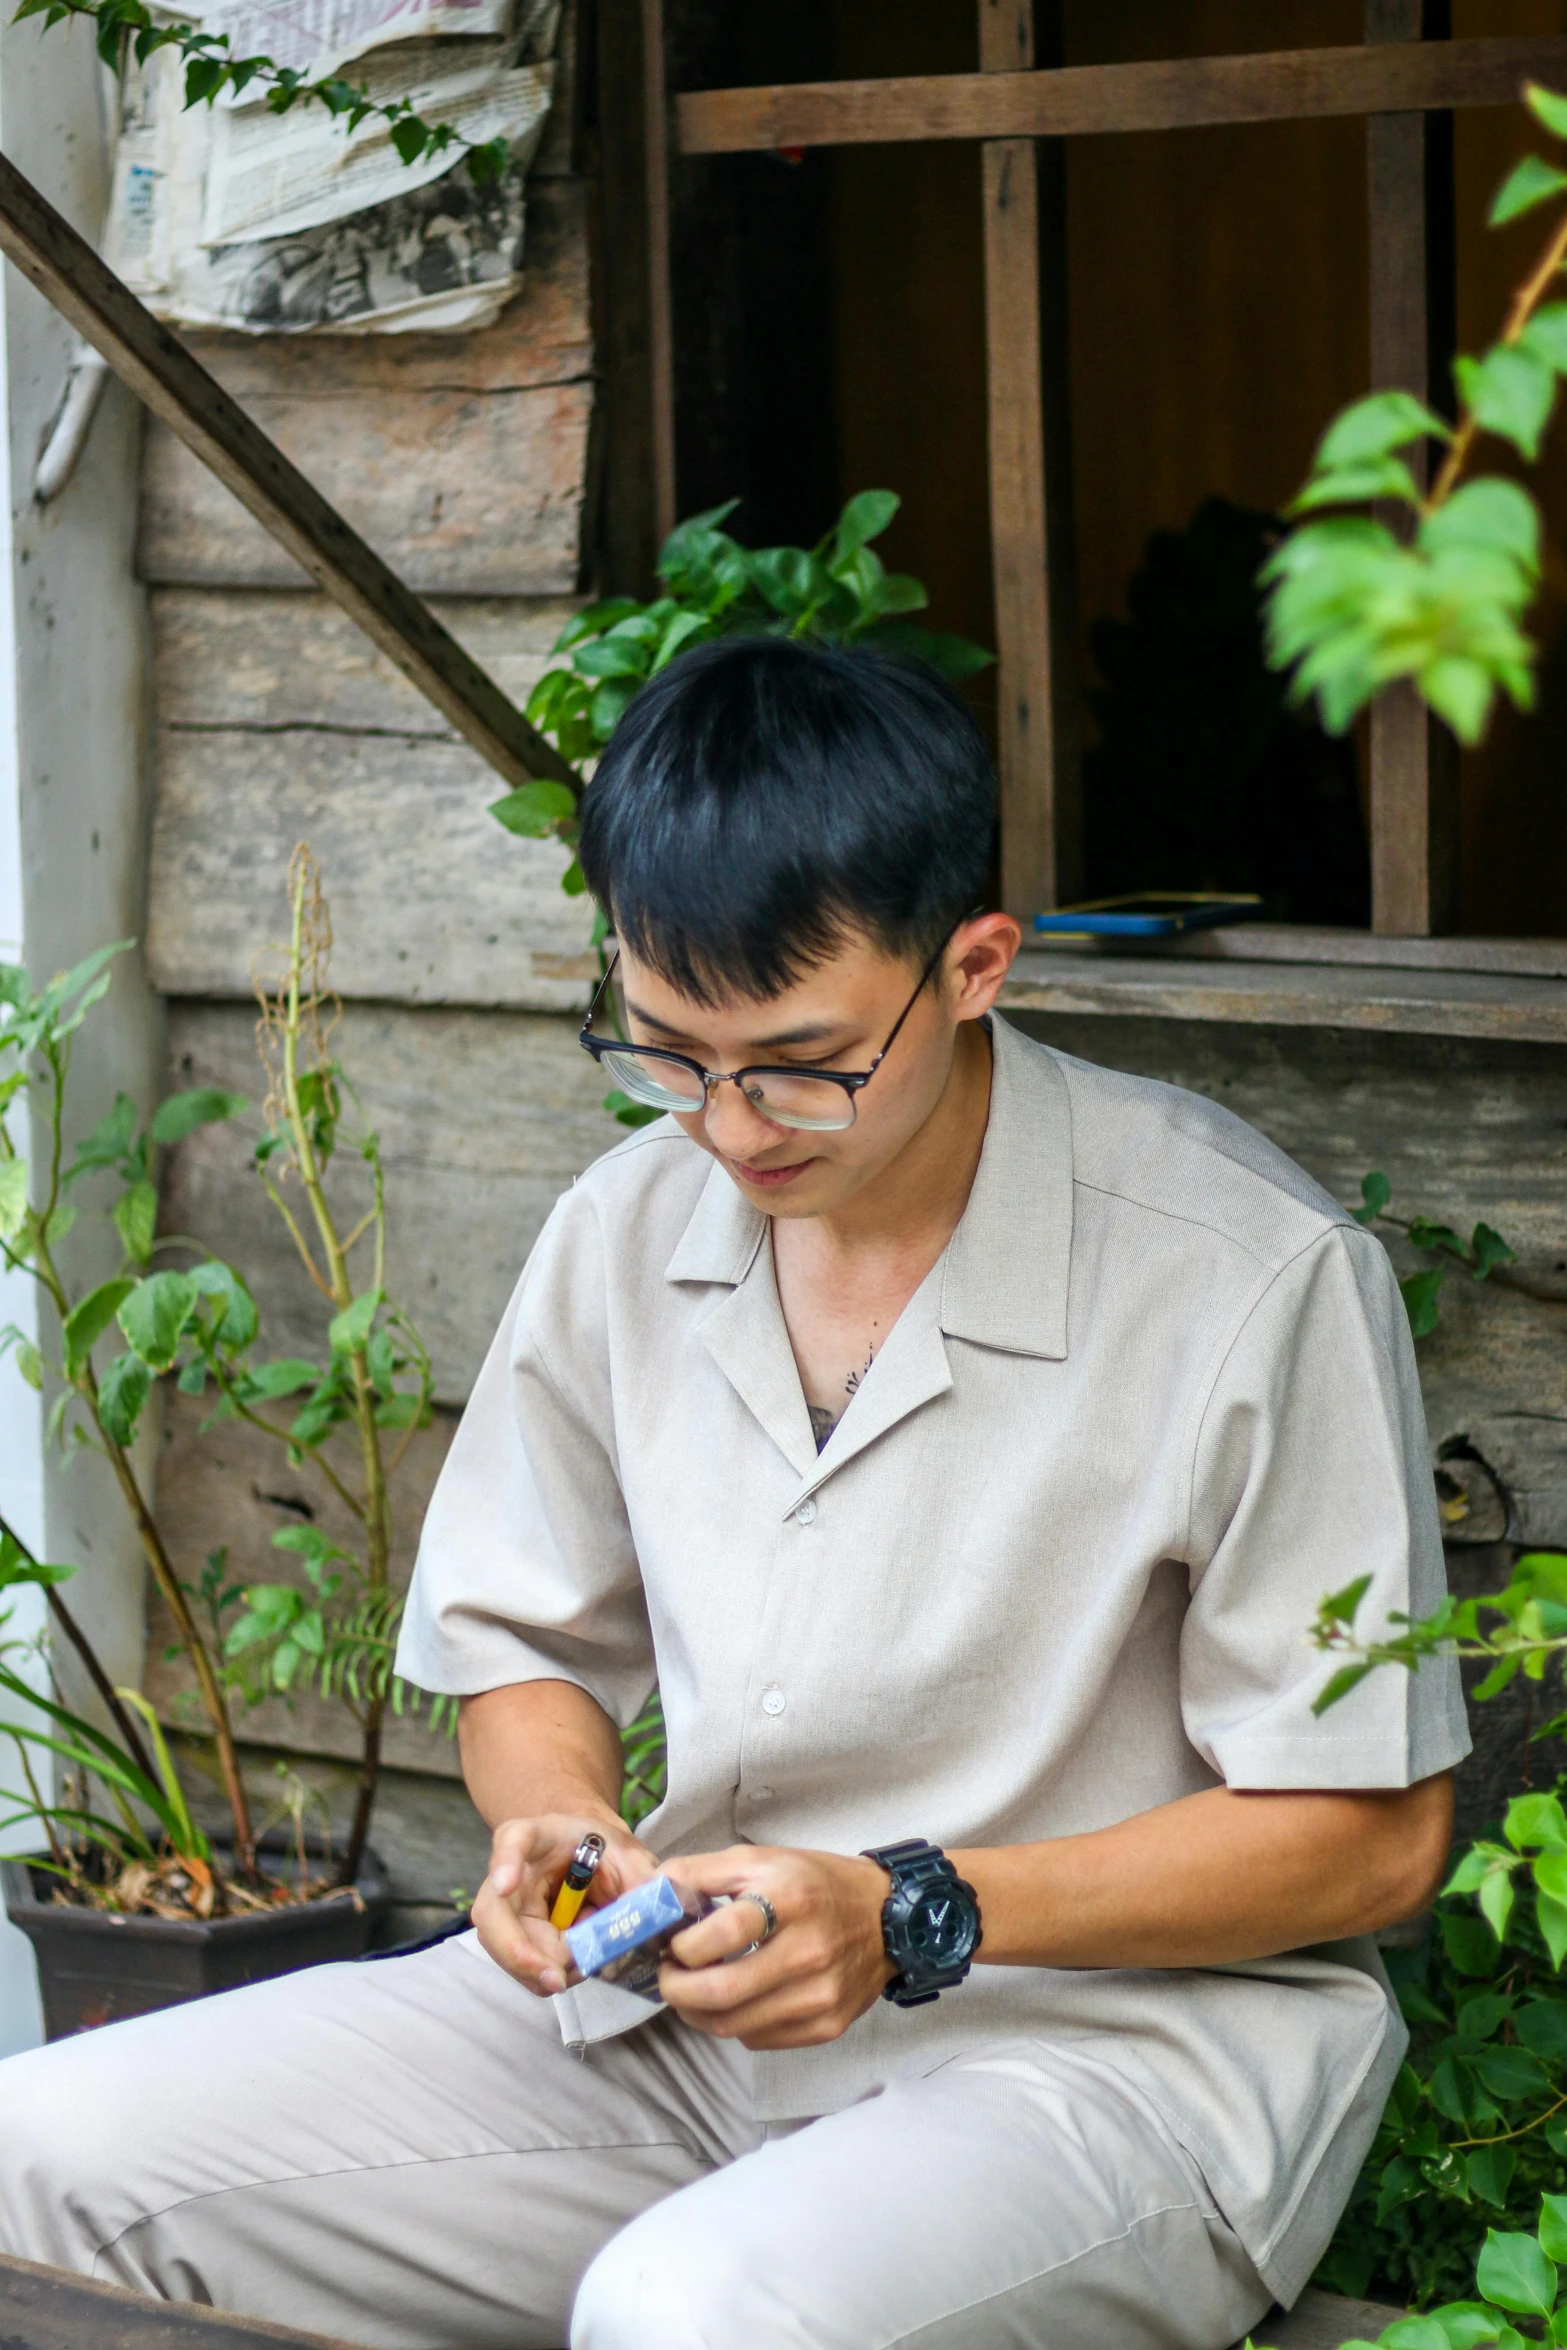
[397,1013,1469,2303]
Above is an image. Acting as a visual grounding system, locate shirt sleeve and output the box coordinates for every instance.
[393,1193,656,1729]
[1180,1219,1470,1790]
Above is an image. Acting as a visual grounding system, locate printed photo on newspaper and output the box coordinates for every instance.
[102,0,559,333]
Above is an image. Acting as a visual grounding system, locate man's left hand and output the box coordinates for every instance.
[657,1846,892,2050]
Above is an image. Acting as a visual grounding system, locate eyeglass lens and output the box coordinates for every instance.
[597,1047,858,1132]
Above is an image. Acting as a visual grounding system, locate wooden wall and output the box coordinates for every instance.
[142,6,627,1926]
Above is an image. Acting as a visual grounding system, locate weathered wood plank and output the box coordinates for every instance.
[0,151,572,791]
[1135,928,1567,980]
[1003,1010,1567,1552]
[677,36,1567,155]
[981,0,1081,919]
[999,949,1567,1045]
[0,2255,361,2349]
[146,725,594,1008]
[137,174,592,594]
[140,376,592,596]
[159,1001,620,1405]
[1241,2289,1407,2349]
[1366,0,1458,938]
[150,589,579,736]
[147,1401,462,1776]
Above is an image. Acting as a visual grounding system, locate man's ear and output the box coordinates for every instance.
[949,914,1021,1021]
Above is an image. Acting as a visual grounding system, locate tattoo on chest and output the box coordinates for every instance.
[809,1347,876,1453]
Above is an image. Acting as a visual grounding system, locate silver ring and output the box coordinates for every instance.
[737,1891,778,1945]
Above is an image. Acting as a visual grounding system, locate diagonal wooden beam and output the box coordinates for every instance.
[0,150,577,793]
[678,34,1567,156]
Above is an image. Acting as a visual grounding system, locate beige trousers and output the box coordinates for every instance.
[0,1931,1273,2350]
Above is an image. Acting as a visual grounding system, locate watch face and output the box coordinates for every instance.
[908,1884,977,1966]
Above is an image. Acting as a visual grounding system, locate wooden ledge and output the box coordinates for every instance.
[0,2256,1398,2350]
[0,2255,364,2347]
[999,947,1567,1044]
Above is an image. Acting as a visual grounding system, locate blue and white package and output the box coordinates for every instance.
[564,1873,712,1999]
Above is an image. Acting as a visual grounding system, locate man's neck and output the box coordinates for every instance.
[802,1018,994,1267]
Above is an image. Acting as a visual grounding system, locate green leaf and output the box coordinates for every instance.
[244,1358,319,1401]
[390,113,430,165]
[0,1158,27,1242]
[1524,301,1567,376]
[1506,1791,1567,1849]
[1471,2043,1548,2100]
[65,1090,137,1183]
[1442,1912,1504,1977]
[488,779,578,839]
[589,677,639,741]
[1353,1170,1392,1225]
[1490,154,1567,227]
[1471,1223,1518,1279]
[188,1260,258,1352]
[573,637,650,681]
[560,858,588,897]
[831,489,899,561]
[1455,345,1558,462]
[1526,82,1567,141]
[1419,656,1499,747]
[1311,1661,1374,1715]
[1320,1573,1373,1627]
[1290,457,1422,513]
[328,1289,381,1357]
[97,1351,152,1449]
[1540,1890,1567,1971]
[1475,2230,1557,2317]
[1513,1997,1567,2063]
[149,1087,247,1146]
[1426,2312,1504,2350]
[117,1270,198,1373]
[1533,1848,1567,1901]
[112,1179,158,1265]
[1539,2193,1567,2263]
[1418,479,1541,574]
[1400,1267,1445,1338]
[1314,392,1449,468]
[61,1277,136,1380]
[1478,1865,1516,1947]
[1383,2320,1475,2350]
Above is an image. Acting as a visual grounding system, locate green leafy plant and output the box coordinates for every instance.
[1258,2195,1567,2346]
[13,0,520,186]
[1262,83,1567,746]
[488,490,994,885]
[1351,1174,1521,1340]
[0,844,439,1913]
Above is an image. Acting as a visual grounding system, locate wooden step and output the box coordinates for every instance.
[0,2252,1403,2348]
[0,2256,364,2349]
[1242,2286,1408,2348]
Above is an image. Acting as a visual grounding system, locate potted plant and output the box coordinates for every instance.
[0,843,446,2035]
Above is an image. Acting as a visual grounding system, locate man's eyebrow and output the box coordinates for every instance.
[625,999,849,1051]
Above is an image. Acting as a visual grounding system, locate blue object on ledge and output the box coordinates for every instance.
[1033,892,1264,939]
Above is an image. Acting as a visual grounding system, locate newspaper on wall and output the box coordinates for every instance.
[103,0,560,333]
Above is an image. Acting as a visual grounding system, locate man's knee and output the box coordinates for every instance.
[571,2198,761,2350]
[0,2041,118,2268]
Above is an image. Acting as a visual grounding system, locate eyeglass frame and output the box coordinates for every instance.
[577,923,968,1128]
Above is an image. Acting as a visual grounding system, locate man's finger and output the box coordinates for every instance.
[473,1882,574,1992]
[667,1896,778,1970]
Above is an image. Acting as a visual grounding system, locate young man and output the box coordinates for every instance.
[0,640,1465,2350]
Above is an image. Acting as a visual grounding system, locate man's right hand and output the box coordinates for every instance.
[472,1812,657,1996]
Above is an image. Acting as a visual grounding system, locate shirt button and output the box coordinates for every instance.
[794,1497,818,1525]
[761,1686,786,1716]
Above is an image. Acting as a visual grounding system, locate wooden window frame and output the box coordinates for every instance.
[643,10,1567,948]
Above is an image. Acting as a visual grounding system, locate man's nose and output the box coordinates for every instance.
[700,1077,790,1156]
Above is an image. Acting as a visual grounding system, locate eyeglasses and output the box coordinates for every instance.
[578,930,960,1134]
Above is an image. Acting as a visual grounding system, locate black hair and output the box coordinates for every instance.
[576,636,996,1005]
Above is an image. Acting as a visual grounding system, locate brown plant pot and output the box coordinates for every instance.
[1,1842,391,2039]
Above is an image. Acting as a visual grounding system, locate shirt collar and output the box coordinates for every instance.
[664,1012,1074,1361]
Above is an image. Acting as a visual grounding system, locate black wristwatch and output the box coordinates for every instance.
[861,1837,982,2008]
